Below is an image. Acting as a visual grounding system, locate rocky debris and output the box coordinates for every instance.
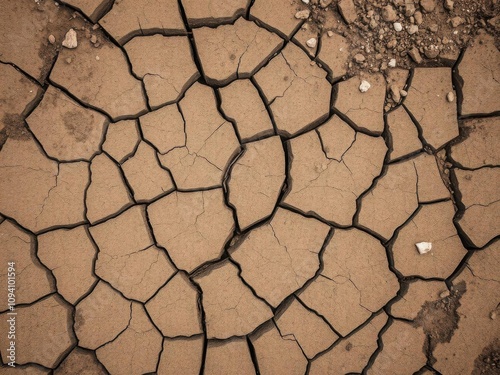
[193,18,283,86]
[354,53,365,63]
[148,189,234,273]
[299,228,399,336]
[309,313,388,374]
[450,117,500,169]
[254,43,331,137]
[392,201,467,278]
[404,68,458,149]
[284,128,386,226]
[26,86,107,161]
[250,0,303,39]
[446,91,455,102]
[62,29,78,49]
[99,0,185,44]
[393,22,403,32]
[159,83,240,189]
[219,79,274,142]
[459,34,500,116]
[455,168,500,248]
[38,226,98,305]
[139,104,185,154]
[295,9,311,19]
[390,280,448,320]
[0,221,54,306]
[50,34,147,120]
[157,336,204,375]
[182,0,251,27]
[412,153,450,202]
[275,297,338,358]
[0,295,75,368]
[334,74,385,134]
[204,338,255,375]
[122,142,174,202]
[408,46,423,63]
[250,321,308,375]
[146,272,203,337]
[317,32,350,80]
[358,159,418,240]
[228,136,285,230]
[367,320,427,374]
[306,37,318,48]
[62,0,113,23]
[48,34,56,44]
[381,5,397,22]
[0,137,88,232]
[86,153,133,224]
[90,205,176,301]
[125,35,200,108]
[358,79,370,91]
[74,281,131,349]
[338,0,357,24]
[434,243,500,373]
[53,347,106,375]
[230,208,330,307]
[193,259,273,339]
[102,119,140,163]
[420,0,436,13]
[386,106,422,161]
[416,241,433,254]
[96,303,162,374]
[316,115,356,161]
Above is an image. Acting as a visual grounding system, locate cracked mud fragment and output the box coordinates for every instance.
[38,226,98,305]
[74,281,131,349]
[254,42,331,137]
[274,297,338,358]
[62,0,113,23]
[159,83,240,189]
[386,106,422,161]
[455,168,500,247]
[125,35,200,108]
[50,34,147,120]
[412,153,451,203]
[228,136,285,230]
[193,259,273,339]
[404,67,459,149]
[316,115,355,161]
[157,336,204,375]
[458,34,500,116]
[148,189,233,273]
[27,86,107,161]
[334,74,386,134]
[392,201,467,279]
[309,312,388,374]
[434,242,500,374]
[317,32,350,80]
[284,128,386,225]
[250,321,307,375]
[250,0,303,39]
[299,228,398,336]
[0,138,88,232]
[0,221,54,306]
[122,141,174,202]
[219,79,274,142]
[2,366,50,375]
[204,338,255,375]
[0,295,75,368]
[102,119,140,163]
[146,272,203,337]
[96,302,162,374]
[182,0,251,27]
[90,205,176,301]
[99,0,185,45]
[193,18,283,86]
[86,153,133,224]
[230,208,330,307]
[54,347,106,374]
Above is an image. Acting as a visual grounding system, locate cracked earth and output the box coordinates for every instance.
[0,0,499,374]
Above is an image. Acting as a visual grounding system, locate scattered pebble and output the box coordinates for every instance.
[302,0,310,3]
[393,22,403,32]
[450,16,465,28]
[90,35,97,44]
[295,9,310,20]
[416,242,432,254]
[387,39,397,49]
[62,28,78,49]
[96,56,100,61]
[381,5,397,22]
[354,53,366,63]
[359,80,371,92]
[306,38,317,48]
[447,91,455,102]
[408,47,423,63]
[424,46,440,59]
[338,0,358,24]
[490,311,497,320]
[65,57,72,64]
[390,85,401,102]
[48,34,56,44]
[320,0,332,8]
[388,58,397,68]
[408,25,419,35]
[414,11,423,25]
[400,89,408,97]
[420,0,436,13]
[440,290,450,298]
[92,24,99,30]
[327,30,334,37]
[429,24,439,33]
[444,0,454,11]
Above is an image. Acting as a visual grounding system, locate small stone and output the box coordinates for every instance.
[420,0,436,13]
[338,0,358,24]
[92,23,99,30]
[302,0,310,3]
[416,241,432,254]
[400,89,408,97]
[429,24,439,32]
[295,9,311,19]
[450,16,464,27]
[320,0,333,7]
[388,58,397,67]
[62,28,78,49]
[439,290,450,298]
[95,56,100,60]
[354,53,365,63]
[65,57,72,64]
[408,46,423,63]
[359,80,371,92]
[394,22,403,32]
[327,30,334,37]
[491,311,497,320]
[381,5,397,22]
[424,46,440,59]
[48,34,56,44]
[405,3,416,16]
[444,0,454,10]
[306,38,317,48]
[408,24,419,34]
[90,34,97,44]
[387,39,397,49]
[414,11,423,25]
[390,84,401,102]
[446,91,455,102]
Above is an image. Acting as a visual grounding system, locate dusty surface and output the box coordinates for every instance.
[0,0,499,374]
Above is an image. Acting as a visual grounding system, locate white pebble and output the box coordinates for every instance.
[62,28,78,49]
[306,38,317,48]
[359,80,371,93]
[416,242,432,254]
[393,22,403,32]
[447,91,455,102]
[302,0,310,4]
[388,58,397,68]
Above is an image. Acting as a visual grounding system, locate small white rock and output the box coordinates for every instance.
[439,290,450,298]
[327,30,334,37]
[359,80,371,93]
[95,56,100,61]
[408,25,419,34]
[490,311,497,320]
[394,22,403,32]
[62,28,78,49]
[447,91,455,102]
[295,9,311,19]
[416,242,432,254]
[48,34,56,44]
[302,0,310,4]
[388,58,397,67]
[306,38,317,48]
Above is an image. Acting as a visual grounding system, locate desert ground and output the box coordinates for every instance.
[0,0,499,374]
